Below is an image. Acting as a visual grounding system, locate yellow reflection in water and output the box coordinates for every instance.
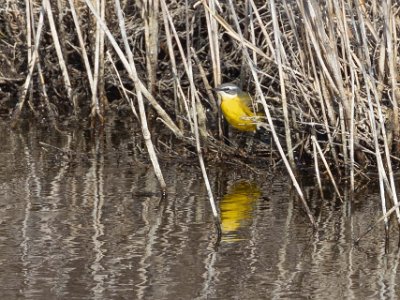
[220,180,260,242]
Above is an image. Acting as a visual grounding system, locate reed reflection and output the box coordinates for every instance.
[220,180,260,242]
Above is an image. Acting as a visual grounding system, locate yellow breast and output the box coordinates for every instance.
[220,97,257,132]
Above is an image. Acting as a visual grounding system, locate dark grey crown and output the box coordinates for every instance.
[215,83,241,95]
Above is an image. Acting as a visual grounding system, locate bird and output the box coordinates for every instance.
[213,83,260,132]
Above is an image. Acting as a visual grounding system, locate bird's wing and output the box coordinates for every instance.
[238,92,255,116]
[239,92,253,106]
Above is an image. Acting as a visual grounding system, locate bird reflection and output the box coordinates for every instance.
[220,180,260,242]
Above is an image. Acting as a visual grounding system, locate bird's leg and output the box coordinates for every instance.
[254,127,271,145]
[245,134,255,153]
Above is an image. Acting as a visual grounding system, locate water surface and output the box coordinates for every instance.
[0,120,398,299]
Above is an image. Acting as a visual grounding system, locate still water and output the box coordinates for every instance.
[0,119,399,299]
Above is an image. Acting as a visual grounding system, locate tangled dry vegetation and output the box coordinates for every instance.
[1,0,400,225]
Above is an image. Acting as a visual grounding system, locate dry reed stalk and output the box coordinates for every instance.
[239,1,250,87]
[97,0,107,118]
[112,0,166,192]
[26,0,36,114]
[160,0,193,132]
[185,2,209,140]
[23,0,56,127]
[142,0,159,94]
[319,75,338,138]
[56,0,67,64]
[193,133,218,219]
[43,0,76,112]
[339,0,357,191]
[27,2,57,128]
[159,1,183,130]
[269,0,294,168]
[184,1,217,218]
[204,0,221,86]
[187,39,218,221]
[107,51,139,120]
[90,0,105,125]
[203,0,224,139]
[370,74,400,223]
[11,4,45,128]
[247,1,257,67]
[338,103,348,169]
[67,0,94,87]
[312,128,323,198]
[365,76,389,228]
[192,50,218,114]
[349,70,356,192]
[311,134,342,201]
[314,73,340,168]
[36,61,58,129]
[383,1,399,145]
[25,0,32,64]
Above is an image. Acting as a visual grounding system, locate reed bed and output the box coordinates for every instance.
[0,0,399,228]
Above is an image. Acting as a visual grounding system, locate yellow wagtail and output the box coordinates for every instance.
[213,83,261,132]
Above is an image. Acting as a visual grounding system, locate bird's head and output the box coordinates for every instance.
[213,83,242,100]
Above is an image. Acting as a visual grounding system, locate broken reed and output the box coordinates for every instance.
[1,1,399,226]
